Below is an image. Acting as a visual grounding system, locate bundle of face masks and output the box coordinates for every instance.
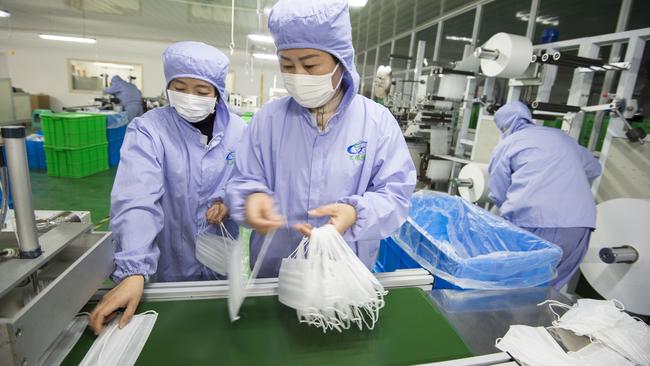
[196,221,237,276]
[277,225,386,333]
[543,299,650,366]
[497,299,650,366]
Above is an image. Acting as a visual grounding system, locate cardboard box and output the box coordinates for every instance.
[30,94,50,109]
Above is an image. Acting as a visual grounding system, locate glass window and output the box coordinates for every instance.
[362,77,373,98]
[392,35,412,72]
[415,25,437,61]
[355,53,365,79]
[378,0,396,42]
[533,0,621,42]
[366,0,381,50]
[478,0,530,45]
[440,0,475,13]
[377,43,392,68]
[627,0,650,31]
[415,0,441,26]
[438,9,475,64]
[633,45,650,119]
[364,48,377,78]
[395,0,415,35]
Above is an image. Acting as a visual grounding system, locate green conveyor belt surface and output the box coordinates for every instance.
[62,287,472,365]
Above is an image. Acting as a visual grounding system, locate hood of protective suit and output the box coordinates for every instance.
[268,0,360,96]
[110,75,126,86]
[163,41,229,98]
[494,101,535,137]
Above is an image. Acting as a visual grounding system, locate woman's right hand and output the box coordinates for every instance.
[89,275,145,335]
[245,193,284,234]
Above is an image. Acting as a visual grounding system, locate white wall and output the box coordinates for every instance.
[0,31,281,111]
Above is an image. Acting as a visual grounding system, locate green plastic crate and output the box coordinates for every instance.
[41,113,107,148]
[44,143,109,178]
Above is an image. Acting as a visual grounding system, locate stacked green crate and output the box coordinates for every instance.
[41,113,109,178]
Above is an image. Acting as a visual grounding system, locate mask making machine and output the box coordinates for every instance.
[0,126,114,366]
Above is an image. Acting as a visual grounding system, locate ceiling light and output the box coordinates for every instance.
[349,0,368,7]
[39,34,97,44]
[515,11,559,27]
[445,35,472,43]
[94,62,134,69]
[0,10,11,18]
[252,52,278,61]
[248,34,274,44]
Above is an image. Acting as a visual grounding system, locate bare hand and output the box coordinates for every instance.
[89,275,144,335]
[294,203,357,236]
[206,202,229,224]
[245,193,283,234]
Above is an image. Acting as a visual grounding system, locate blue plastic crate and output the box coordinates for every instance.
[373,237,420,273]
[0,146,12,209]
[108,138,124,167]
[107,124,128,142]
[26,139,46,170]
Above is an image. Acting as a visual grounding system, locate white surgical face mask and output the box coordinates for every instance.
[196,222,236,276]
[79,311,158,366]
[282,63,342,109]
[167,89,217,123]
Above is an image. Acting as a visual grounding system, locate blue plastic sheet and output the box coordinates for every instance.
[94,111,129,129]
[392,190,562,289]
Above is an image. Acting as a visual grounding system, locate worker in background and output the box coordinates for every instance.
[488,101,602,289]
[89,42,247,334]
[103,75,144,121]
[225,0,417,277]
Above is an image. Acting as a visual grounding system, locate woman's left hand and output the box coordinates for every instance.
[294,203,357,236]
[206,202,229,224]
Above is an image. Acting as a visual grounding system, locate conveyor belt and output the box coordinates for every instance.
[62,288,472,365]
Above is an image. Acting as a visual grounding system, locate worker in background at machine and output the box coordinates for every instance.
[225,0,417,277]
[89,42,247,334]
[488,101,602,289]
[103,75,144,122]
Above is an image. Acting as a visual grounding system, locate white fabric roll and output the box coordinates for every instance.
[581,198,650,316]
[479,32,533,78]
[457,163,490,203]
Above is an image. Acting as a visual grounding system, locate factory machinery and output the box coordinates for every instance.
[383,27,650,316]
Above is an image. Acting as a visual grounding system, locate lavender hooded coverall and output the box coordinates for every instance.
[488,101,603,288]
[104,75,144,122]
[110,42,246,283]
[225,0,417,278]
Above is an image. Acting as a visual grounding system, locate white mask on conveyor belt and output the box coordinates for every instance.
[196,222,237,276]
[79,310,158,366]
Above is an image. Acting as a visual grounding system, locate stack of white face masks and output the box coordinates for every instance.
[543,299,650,366]
[79,310,158,366]
[496,325,634,366]
[196,221,237,276]
[277,225,386,333]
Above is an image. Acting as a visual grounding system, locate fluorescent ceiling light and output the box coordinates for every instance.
[248,34,274,44]
[94,62,134,69]
[39,34,97,44]
[515,11,559,26]
[445,35,472,43]
[0,10,11,17]
[349,0,368,7]
[252,52,278,61]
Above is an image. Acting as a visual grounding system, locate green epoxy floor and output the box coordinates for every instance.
[29,168,117,231]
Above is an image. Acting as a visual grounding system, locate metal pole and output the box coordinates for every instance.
[1,126,41,258]
[526,0,540,40]
[411,40,426,109]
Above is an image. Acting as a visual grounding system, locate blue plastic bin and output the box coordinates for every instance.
[106,124,128,142]
[26,136,46,170]
[373,237,420,273]
[108,138,124,167]
[392,191,562,290]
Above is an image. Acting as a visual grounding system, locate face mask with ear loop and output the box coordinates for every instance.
[167,89,217,123]
[79,310,158,366]
[282,63,343,109]
[196,221,238,276]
